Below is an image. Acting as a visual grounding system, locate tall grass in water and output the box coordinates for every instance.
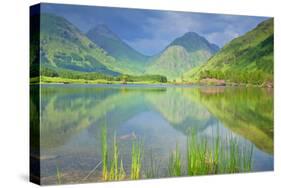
[109,134,126,180]
[168,144,182,176]
[101,124,108,180]
[187,130,254,176]
[228,137,240,173]
[101,124,126,181]
[56,164,62,184]
[119,159,126,180]
[221,136,253,173]
[187,131,210,175]
[131,140,142,180]
[109,134,119,180]
[242,144,254,172]
[144,149,160,178]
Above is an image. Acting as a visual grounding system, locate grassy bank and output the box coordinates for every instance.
[31,75,273,88]
[175,79,273,88]
[31,76,167,85]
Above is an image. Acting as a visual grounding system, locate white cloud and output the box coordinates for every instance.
[204,24,240,47]
[126,12,267,55]
[127,12,202,55]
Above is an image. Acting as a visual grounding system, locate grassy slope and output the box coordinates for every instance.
[38,13,170,80]
[39,14,124,75]
[87,25,149,74]
[184,18,274,85]
[39,13,148,76]
[146,32,219,81]
[146,46,213,80]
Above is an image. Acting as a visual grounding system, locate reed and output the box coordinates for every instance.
[242,143,254,172]
[99,124,254,181]
[187,130,254,176]
[101,124,126,181]
[213,130,220,173]
[101,123,108,180]
[109,134,118,180]
[119,159,126,180]
[144,149,160,178]
[108,134,126,180]
[56,164,62,184]
[130,140,142,180]
[187,132,210,175]
[168,144,182,176]
[227,137,240,173]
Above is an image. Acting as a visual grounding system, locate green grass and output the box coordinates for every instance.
[186,130,254,176]
[100,124,254,181]
[56,163,62,184]
[144,149,160,178]
[109,134,119,180]
[38,76,167,85]
[100,124,143,181]
[228,137,240,173]
[101,123,108,180]
[242,144,254,172]
[168,144,182,176]
[131,140,143,180]
[119,159,126,180]
[100,124,126,181]
[187,132,210,175]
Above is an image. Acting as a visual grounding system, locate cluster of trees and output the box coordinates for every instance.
[199,69,272,85]
[40,67,168,83]
[116,74,167,83]
[41,67,117,80]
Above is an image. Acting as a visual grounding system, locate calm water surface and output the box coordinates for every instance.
[31,84,273,184]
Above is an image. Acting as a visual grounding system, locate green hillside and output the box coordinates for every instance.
[38,13,122,76]
[31,13,273,86]
[146,32,219,80]
[29,13,168,84]
[87,25,149,73]
[184,18,273,86]
[169,32,219,54]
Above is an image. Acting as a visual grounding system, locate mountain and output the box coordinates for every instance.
[36,13,121,76]
[87,25,149,64]
[185,18,273,86]
[168,32,219,54]
[146,32,219,80]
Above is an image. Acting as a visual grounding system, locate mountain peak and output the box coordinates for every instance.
[86,24,148,63]
[88,24,119,40]
[169,31,219,53]
[183,31,201,37]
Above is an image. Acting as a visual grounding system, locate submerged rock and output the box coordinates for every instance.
[118,132,137,140]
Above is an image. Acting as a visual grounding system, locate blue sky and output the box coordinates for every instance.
[41,3,269,56]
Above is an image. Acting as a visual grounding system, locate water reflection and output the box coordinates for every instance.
[36,84,273,184]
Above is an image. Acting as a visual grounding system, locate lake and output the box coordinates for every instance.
[30,84,273,184]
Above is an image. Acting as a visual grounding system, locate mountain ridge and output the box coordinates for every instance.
[38,13,121,76]
[87,24,149,70]
[146,32,220,80]
[168,32,219,53]
[32,13,272,86]
[184,18,273,86]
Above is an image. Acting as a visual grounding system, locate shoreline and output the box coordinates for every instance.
[30,82,274,89]
[30,77,273,88]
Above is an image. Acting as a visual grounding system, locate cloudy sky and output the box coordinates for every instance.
[41,3,269,56]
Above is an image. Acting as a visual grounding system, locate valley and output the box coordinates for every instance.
[31,14,273,87]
